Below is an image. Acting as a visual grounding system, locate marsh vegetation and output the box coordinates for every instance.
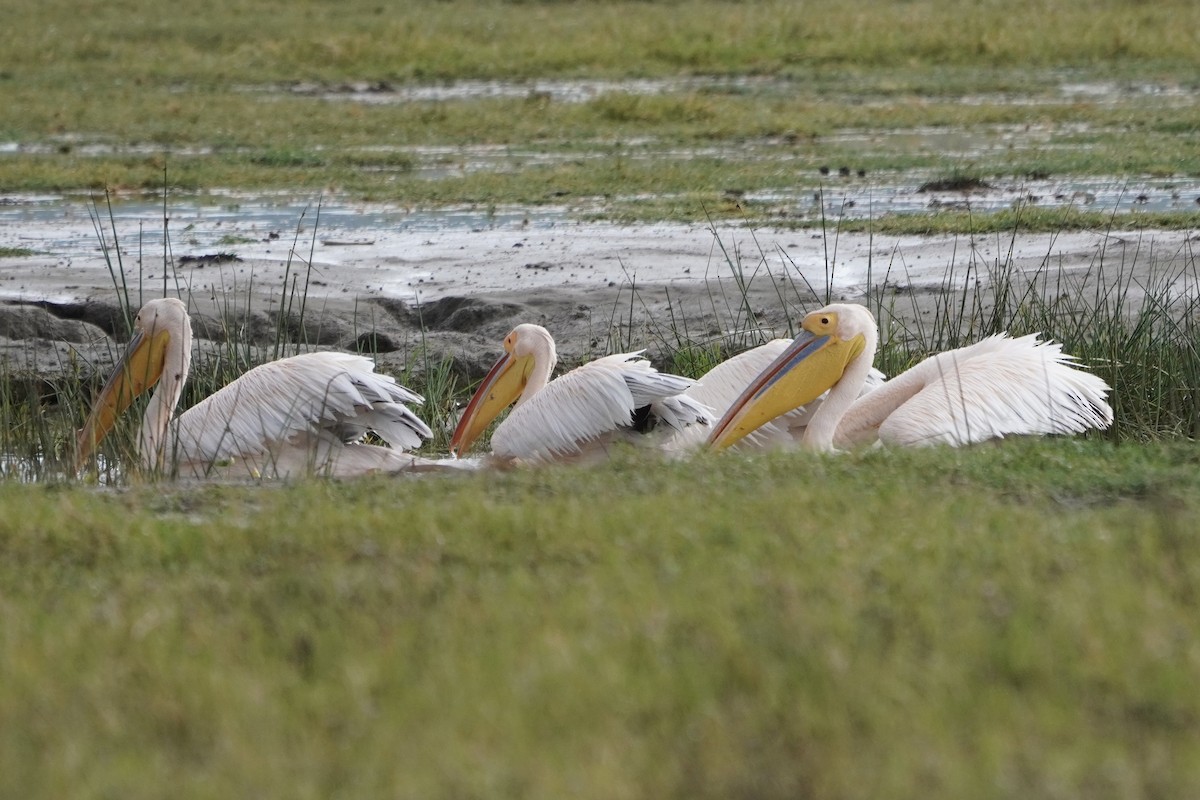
[2,0,1200,797]
[2,0,1199,223]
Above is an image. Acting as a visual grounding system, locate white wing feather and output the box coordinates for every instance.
[168,352,432,467]
[840,334,1113,447]
[619,356,712,432]
[491,352,712,462]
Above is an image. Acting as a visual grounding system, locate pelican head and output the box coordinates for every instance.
[707,304,873,450]
[76,297,192,467]
[448,323,555,457]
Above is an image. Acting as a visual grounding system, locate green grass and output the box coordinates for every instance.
[2,440,1199,799]
[5,0,1200,84]
[805,206,1200,236]
[2,91,1197,221]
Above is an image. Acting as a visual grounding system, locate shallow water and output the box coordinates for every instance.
[0,192,577,302]
[0,192,567,254]
[3,166,1195,257]
[282,75,771,104]
[767,174,1200,217]
[273,75,1199,108]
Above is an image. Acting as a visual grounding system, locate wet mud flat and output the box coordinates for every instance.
[1,194,1197,386]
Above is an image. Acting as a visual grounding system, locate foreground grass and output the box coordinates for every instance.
[2,440,1199,799]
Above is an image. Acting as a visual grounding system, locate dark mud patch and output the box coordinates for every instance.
[918,175,993,193]
[189,309,277,346]
[0,303,107,344]
[371,295,530,335]
[32,300,132,340]
[354,330,404,354]
[178,252,243,267]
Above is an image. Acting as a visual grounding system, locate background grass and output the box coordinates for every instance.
[2,441,1199,800]
[7,0,1200,83]
[1,0,1198,220]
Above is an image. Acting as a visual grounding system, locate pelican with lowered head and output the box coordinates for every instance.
[77,297,436,478]
[449,323,713,464]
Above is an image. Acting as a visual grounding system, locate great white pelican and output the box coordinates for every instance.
[708,303,1113,451]
[449,323,713,464]
[77,297,436,478]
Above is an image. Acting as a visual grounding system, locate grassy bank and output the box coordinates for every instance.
[2,440,1199,799]
[1,0,1198,221]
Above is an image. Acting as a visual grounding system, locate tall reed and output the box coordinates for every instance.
[2,191,1196,484]
[606,202,1199,443]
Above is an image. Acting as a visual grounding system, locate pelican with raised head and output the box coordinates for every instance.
[77,297,436,478]
[708,303,1113,451]
[449,323,712,464]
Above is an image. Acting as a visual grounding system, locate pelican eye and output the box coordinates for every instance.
[820,316,830,325]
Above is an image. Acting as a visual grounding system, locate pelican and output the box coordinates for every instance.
[666,338,887,451]
[449,323,713,464]
[77,297,436,478]
[708,303,1113,451]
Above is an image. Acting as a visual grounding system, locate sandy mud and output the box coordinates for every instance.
[1,193,1196,385]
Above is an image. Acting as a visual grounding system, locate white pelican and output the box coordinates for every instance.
[449,323,713,464]
[77,297,436,478]
[667,338,887,451]
[708,303,1113,451]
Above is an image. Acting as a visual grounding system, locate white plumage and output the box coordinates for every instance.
[450,323,712,464]
[838,332,1113,448]
[77,298,434,478]
[168,351,433,477]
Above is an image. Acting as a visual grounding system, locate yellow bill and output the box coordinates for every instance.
[76,327,172,466]
[448,351,535,456]
[707,327,865,451]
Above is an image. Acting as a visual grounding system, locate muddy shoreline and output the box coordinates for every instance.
[2,200,1197,386]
